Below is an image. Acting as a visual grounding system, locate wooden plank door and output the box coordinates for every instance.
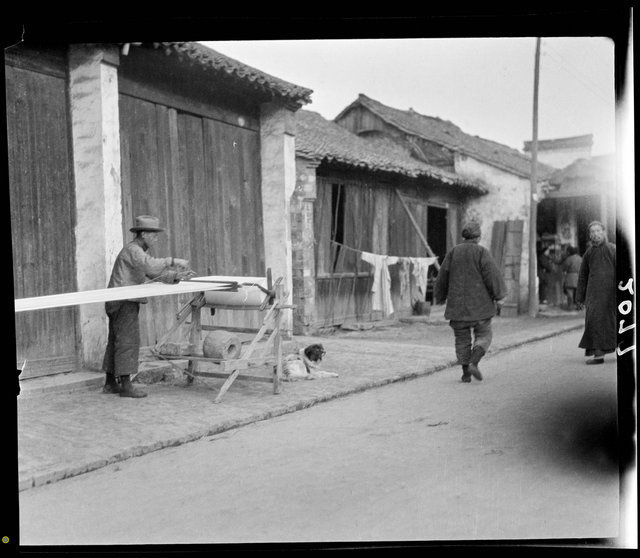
[7,63,79,378]
[119,94,265,344]
[119,95,180,346]
[499,220,524,316]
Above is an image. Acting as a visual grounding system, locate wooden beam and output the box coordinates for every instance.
[394,189,441,270]
[190,371,273,383]
[221,357,277,373]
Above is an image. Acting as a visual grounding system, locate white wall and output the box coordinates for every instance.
[454,154,532,311]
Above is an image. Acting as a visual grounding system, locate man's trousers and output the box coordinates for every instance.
[102,301,140,377]
[449,318,493,365]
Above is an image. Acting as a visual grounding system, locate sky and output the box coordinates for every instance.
[201,37,617,156]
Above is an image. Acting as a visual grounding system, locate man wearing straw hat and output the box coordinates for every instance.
[434,220,507,383]
[102,215,192,398]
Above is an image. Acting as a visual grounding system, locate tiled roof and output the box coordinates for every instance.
[524,134,593,152]
[549,154,615,187]
[296,110,487,193]
[141,42,313,105]
[338,94,556,180]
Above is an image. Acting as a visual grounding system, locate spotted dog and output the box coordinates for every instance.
[282,343,338,380]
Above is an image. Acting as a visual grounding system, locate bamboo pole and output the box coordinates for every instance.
[394,188,441,271]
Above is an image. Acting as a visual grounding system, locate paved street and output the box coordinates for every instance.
[19,329,623,545]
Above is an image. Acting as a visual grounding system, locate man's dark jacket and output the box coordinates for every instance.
[434,240,507,321]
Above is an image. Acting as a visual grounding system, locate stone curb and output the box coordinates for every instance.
[19,322,583,491]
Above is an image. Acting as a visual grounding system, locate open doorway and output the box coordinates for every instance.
[426,205,447,302]
[427,205,448,264]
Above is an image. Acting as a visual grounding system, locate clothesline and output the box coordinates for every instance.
[329,239,364,254]
[329,239,436,261]
[328,240,438,318]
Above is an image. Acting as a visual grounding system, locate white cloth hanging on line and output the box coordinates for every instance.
[397,258,412,299]
[409,257,439,298]
[360,251,399,316]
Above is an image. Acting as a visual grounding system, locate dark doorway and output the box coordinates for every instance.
[575,195,601,255]
[426,206,447,303]
[330,183,345,270]
[427,205,448,264]
[537,198,557,238]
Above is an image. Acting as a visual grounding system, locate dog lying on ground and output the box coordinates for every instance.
[282,343,338,381]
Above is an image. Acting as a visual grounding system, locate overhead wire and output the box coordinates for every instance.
[544,41,613,95]
[542,43,613,105]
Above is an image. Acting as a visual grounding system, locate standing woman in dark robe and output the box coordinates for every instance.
[575,221,616,364]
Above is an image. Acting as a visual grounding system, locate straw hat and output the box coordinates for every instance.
[130,215,165,233]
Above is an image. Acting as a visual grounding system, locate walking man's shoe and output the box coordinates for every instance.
[119,375,147,398]
[586,358,605,365]
[468,362,483,381]
[469,346,485,380]
[461,365,472,383]
[102,374,121,394]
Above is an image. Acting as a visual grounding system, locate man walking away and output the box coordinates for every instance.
[434,221,507,383]
[575,221,616,364]
[102,215,192,397]
[561,245,582,310]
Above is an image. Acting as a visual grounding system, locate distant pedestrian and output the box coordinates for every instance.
[434,221,507,383]
[102,215,192,397]
[575,221,616,364]
[537,242,555,304]
[561,245,582,310]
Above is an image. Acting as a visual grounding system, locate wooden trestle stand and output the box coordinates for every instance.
[152,269,286,403]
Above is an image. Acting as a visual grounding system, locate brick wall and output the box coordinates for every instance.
[291,158,320,334]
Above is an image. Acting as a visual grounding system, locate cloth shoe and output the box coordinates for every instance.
[119,375,147,398]
[586,358,605,365]
[460,365,471,383]
[102,374,121,394]
[469,346,485,380]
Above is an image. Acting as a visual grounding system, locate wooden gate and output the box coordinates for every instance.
[313,179,375,326]
[119,94,264,346]
[490,220,524,316]
[6,53,79,378]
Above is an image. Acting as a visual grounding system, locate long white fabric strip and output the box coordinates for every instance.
[13,275,265,313]
[360,251,399,316]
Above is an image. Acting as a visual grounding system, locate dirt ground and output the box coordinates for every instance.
[19,329,628,546]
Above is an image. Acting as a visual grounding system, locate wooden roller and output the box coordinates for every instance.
[202,331,242,359]
[200,275,270,307]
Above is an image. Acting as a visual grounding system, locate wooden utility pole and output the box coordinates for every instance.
[528,37,541,317]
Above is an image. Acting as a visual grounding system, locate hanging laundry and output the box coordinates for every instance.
[409,257,438,298]
[361,251,399,316]
[397,258,412,299]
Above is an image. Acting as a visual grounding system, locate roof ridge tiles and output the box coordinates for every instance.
[352,93,555,179]
[296,109,487,193]
[147,42,313,103]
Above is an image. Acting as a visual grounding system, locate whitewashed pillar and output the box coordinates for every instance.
[259,101,297,338]
[68,44,123,369]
